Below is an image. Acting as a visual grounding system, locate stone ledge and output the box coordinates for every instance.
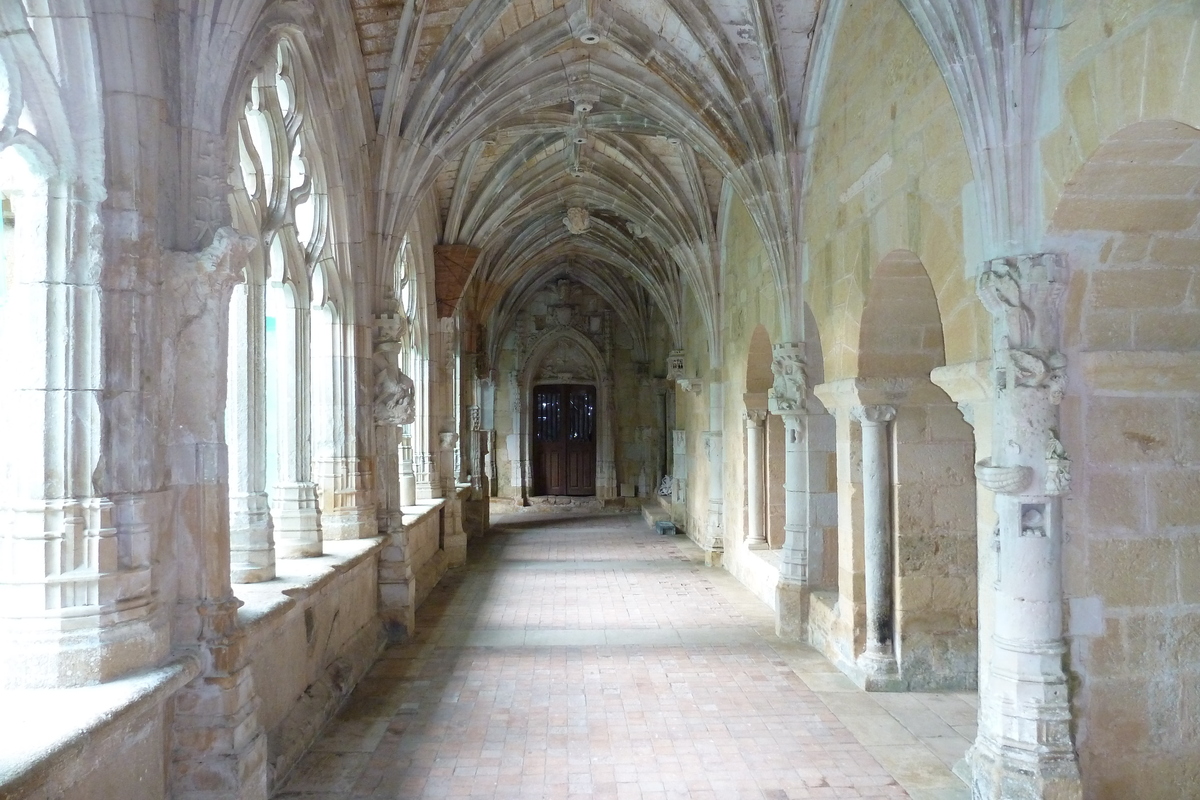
[725,544,782,610]
[236,537,387,629]
[400,498,446,527]
[0,656,201,796]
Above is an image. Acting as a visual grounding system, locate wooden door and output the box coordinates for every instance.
[533,384,596,496]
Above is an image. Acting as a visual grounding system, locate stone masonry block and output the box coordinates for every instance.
[1089,538,1176,607]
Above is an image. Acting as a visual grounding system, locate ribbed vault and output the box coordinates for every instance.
[366,0,820,359]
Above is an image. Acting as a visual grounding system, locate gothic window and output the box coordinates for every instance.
[227,36,333,577]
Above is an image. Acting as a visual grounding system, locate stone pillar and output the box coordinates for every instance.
[968,254,1081,800]
[399,433,417,507]
[853,404,898,681]
[702,382,725,564]
[767,343,811,637]
[162,228,269,800]
[439,431,459,494]
[268,288,321,558]
[744,402,768,548]
[227,275,275,581]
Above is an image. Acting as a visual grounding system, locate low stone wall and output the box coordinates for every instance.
[236,538,388,788]
[723,545,781,611]
[0,659,198,800]
[0,495,475,800]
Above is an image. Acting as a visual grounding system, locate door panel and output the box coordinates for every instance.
[532,384,595,496]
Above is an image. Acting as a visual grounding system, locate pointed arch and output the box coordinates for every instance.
[516,327,617,502]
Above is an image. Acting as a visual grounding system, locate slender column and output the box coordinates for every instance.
[227,276,275,581]
[744,407,768,547]
[316,322,377,540]
[853,404,898,677]
[269,287,321,557]
[969,254,1081,800]
[439,431,459,493]
[703,381,724,562]
[399,433,417,506]
[768,344,809,580]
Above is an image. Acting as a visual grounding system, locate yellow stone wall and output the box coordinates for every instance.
[1042,6,1200,792]
[679,194,784,554]
[803,0,983,380]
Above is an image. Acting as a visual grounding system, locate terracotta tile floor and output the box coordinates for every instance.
[277,512,972,800]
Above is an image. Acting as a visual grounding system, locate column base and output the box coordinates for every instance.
[967,739,1083,800]
[856,650,904,692]
[271,482,322,558]
[775,580,810,640]
[704,548,723,568]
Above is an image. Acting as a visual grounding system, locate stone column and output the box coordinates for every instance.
[744,403,768,548]
[268,288,321,558]
[703,381,725,565]
[853,404,898,680]
[399,433,418,507]
[227,274,275,582]
[768,343,811,636]
[968,254,1081,800]
[439,431,459,494]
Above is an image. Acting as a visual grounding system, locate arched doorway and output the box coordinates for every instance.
[518,329,616,500]
[532,383,596,496]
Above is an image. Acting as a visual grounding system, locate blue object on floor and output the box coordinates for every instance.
[655,520,676,535]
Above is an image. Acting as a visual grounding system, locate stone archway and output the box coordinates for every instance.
[517,327,617,502]
[853,250,978,691]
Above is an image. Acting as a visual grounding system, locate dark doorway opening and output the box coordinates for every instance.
[533,384,596,496]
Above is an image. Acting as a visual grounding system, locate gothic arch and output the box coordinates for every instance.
[516,327,617,502]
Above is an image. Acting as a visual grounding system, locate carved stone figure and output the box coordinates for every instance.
[564,206,590,234]
[373,341,415,427]
[1045,434,1071,495]
[768,343,806,414]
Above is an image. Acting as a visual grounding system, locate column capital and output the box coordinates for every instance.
[977,252,1066,353]
[744,408,768,425]
[852,404,896,425]
[768,342,807,415]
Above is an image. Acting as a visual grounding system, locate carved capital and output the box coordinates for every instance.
[768,342,807,415]
[977,252,1066,353]
[744,408,768,426]
[852,404,896,425]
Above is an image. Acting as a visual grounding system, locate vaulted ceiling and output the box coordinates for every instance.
[358,0,820,357]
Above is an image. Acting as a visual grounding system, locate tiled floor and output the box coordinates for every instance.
[277,512,974,800]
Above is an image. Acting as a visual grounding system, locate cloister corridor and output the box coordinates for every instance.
[277,513,976,800]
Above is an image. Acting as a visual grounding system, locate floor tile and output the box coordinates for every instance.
[277,512,972,799]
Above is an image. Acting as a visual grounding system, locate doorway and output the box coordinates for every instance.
[533,384,596,496]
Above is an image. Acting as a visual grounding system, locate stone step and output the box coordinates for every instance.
[641,501,670,529]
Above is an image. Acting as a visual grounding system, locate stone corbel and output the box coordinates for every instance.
[666,349,685,382]
[768,342,807,415]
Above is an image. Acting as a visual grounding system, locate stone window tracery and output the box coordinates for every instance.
[227,37,336,579]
